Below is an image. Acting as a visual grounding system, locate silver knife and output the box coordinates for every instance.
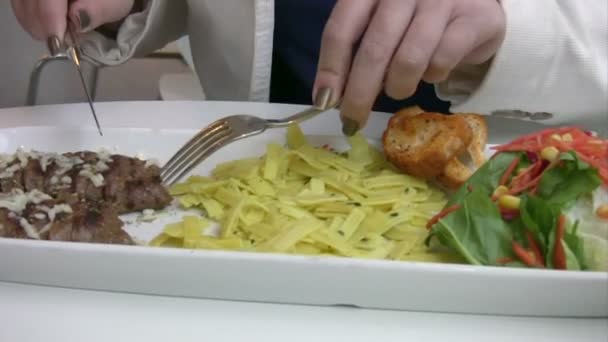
[63,23,103,136]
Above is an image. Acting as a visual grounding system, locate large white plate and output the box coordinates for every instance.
[0,101,606,318]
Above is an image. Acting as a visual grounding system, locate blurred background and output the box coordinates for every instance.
[0,1,204,109]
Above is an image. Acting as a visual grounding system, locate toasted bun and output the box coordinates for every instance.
[382,108,488,189]
[383,111,473,179]
[437,114,489,189]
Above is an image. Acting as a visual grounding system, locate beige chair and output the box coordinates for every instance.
[158,37,205,101]
[26,46,187,106]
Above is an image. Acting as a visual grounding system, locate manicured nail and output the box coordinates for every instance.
[78,10,91,31]
[46,36,63,56]
[341,117,360,136]
[314,87,333,109]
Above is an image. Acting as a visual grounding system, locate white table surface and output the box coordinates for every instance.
[1,281,607,342]
[0,101,606,341]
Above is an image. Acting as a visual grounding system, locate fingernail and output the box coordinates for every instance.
[341,117,360,136]
[78,10,91,31]
[47,36,63,56]
[314,87,333,109]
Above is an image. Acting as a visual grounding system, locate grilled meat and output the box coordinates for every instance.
[102,154,172,213]
[48,199,132,245]
[0,190,132,244]
[0,149,171,244]
[0,150,171,213]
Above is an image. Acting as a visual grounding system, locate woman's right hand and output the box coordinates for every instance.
[11,0,135,42]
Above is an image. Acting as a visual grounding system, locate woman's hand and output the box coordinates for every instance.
[11,0,135,41]
[313,0,506,135]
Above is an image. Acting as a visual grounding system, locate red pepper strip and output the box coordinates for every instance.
[510,160,541,191]
[512,241,538,267]
[498,127,577,147]
[508,160,556,196]
[525,231,545,267]
[490,161,538,201]
[426,204,461,229]
[497,257,515,265]
[507,174,543,196]
[529,184,540,196]
[494,128,575,152]
[553,215,567,270]
[493,126,608,185]
[499,156,521,186]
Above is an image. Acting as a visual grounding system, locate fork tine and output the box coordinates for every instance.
[164,133,234,186]
[161,124,231,183]
[161,120,228,178]
[161,127,233,185]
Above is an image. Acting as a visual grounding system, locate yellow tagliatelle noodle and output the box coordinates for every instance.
[150,125,464,263]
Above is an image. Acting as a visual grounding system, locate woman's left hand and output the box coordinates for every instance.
[313,0,506,135]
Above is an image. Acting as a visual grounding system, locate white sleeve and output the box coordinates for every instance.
[79,0,188,66]
[435,0,608,127]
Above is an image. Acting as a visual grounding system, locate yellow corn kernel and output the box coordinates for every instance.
[550,134,562,141]
[597,204,608,219]
[561,133,573,142]
[540,146,560,162]
[499,195,521,210]
[493,185,509,198]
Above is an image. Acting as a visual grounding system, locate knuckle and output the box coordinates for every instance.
[358,37,393,65]
[344,85,374,110]
[321,19,349,47]
[392,49,428,73]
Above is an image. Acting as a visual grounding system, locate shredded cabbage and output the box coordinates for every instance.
[564,186,608,271]
[151,124,463,263]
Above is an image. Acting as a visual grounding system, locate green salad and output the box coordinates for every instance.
[427,127,608,271]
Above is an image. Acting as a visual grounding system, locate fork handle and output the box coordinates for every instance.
[266,87,338,128]
[266,107,329,128]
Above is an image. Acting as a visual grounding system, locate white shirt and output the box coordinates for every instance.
[81,0,608,130]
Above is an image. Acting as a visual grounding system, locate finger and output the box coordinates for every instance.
[37,0,69,40]
[339,0,416,132]
[11,0,45,40]
[313,0,377,107]
[422,17,479,83]
[10,0,28,34]
[384,0,452,100]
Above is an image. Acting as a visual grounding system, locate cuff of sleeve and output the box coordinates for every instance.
[436,0,558,118]
[80,0,156,66]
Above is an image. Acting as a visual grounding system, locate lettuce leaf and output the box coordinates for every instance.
[537,151,602,207]
[431,189,513,265]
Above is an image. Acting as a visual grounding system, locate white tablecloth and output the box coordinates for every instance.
[1,281,607,342]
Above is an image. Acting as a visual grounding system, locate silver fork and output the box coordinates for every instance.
[160,88,337,186]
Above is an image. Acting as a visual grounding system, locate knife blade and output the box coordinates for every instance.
[65,24,103,136]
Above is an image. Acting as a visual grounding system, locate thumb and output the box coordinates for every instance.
[68,0,135,33]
